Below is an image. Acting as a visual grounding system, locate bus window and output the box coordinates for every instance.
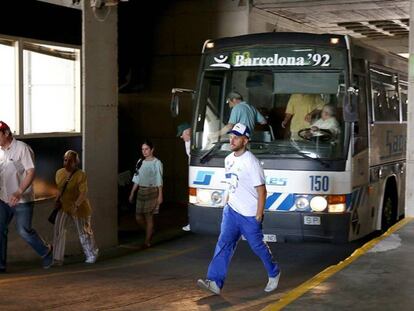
[195,73,224,149]
[353,75,368,154]
[400,80,408,122]
[370,68,399,122]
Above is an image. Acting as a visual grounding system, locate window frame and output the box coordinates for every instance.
[0,34,82,138]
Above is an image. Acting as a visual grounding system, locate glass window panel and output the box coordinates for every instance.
[371,69,399,122]
[23,44,80,134]
[0,43,17,133]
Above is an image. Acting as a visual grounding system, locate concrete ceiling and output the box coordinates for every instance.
[252,0,409,54]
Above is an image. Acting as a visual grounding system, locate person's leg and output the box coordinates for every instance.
[0,201,14,270]
[14,202,49,257]
[52,210,69,263]
[206,205,241,289]
[143,213,153,247]
[73,216,99,262]
[240,216,280,278]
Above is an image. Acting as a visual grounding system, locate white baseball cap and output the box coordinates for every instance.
[228,123,250,138]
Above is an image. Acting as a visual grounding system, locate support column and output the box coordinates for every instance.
[82,0,118,247]
[406,0,414,217]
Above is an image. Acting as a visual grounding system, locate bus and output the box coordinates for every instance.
[172,32,407,243]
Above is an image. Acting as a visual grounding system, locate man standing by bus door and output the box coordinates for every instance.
[0,121,53,272]
[213,91,267,140]
[177,122,191,231]
[197,123,280,294]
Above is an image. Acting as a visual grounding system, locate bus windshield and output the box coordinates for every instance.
[194,69,348,160]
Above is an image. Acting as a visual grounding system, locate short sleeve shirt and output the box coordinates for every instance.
[56,168,92,218]
[224,150,265,216]
[285,94,325,134]
[0,138,35,203]
[132,158,163,187]
[228,102,266,133]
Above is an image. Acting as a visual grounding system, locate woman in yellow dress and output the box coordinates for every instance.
[52,150,98,265]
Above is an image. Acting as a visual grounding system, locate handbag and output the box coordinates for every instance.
[48,169,77,224]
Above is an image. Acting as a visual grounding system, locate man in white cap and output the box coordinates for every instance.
[177,122,191,231]
[197,123,280,295]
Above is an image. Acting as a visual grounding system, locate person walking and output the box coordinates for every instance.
[197,123,280,294]
[0,121,53,272]
[52,150,99,265]
[129,140,163,248]
[177,122,191,231]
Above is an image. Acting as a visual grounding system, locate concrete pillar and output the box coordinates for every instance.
[82,0,118,247]
[406,0,414,217]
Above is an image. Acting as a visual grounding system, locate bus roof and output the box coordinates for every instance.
[203,32,348,52]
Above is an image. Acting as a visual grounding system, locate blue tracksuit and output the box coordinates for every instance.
[207,204,280,289]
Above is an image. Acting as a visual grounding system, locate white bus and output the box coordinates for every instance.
[172,32,407,243]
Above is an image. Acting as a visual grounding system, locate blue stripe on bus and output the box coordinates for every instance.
[265,193,281,209]
[265,193,295,211]
[277,194,295,211]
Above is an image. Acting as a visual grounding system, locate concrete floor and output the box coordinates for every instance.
[280,219,414,311]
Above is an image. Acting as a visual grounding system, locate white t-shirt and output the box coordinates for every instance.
[224,150,265,216]
[0,138,35,203]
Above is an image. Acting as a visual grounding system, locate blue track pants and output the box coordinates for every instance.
[206,205,280,289]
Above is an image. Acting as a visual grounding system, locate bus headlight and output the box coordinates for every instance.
[196,189,224,206]
[310,196,328,212]
[328,203,346,213]
[295,197,309,210]
[211,191,223,205]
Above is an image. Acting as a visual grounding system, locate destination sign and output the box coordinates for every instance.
[206,48,344,69]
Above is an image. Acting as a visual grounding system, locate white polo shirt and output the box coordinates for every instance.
[224,150,265,216]
[0,138,35,203]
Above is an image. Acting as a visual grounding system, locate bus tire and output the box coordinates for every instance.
[381,183,398,233]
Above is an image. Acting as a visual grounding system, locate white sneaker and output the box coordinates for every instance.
[182,224,191,231]
[264,272,281,292]
[197,279,220,295]
[85,256,97,264]
[85,250,99,264]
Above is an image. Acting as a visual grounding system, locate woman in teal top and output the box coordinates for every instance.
[129,140,163,247]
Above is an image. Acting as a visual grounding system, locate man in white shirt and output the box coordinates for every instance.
[197,123,280,295]
[0,121,53,272]
[177,122,191,231]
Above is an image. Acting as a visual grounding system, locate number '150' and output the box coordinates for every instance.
[309,176,329,191]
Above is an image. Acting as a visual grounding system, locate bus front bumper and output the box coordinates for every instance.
[189,204,351,243]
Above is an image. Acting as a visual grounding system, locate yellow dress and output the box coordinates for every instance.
[55,168,92,219]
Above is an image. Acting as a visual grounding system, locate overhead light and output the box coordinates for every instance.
[330,38,340,45]
[206,42,215,49]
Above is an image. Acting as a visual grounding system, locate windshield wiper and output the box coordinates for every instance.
[200,141,227,164]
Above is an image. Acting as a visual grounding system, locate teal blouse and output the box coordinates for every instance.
[132,158,163,187]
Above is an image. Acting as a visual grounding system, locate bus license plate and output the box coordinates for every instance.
[304,216,321,225]
[263,234,277,242]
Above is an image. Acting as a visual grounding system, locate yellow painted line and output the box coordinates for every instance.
[0,245,200,285]
[262,217,414,311]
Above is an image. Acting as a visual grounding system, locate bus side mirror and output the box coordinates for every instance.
[343,87,358,122]
[171,93,180,117]
[170,88,196,117]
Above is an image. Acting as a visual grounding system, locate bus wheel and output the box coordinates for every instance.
[381,190,397,232]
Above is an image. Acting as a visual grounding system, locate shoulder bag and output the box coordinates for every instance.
[48,169,77,224]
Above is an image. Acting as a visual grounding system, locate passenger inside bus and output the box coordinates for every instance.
[281,94,324,139]
[298,104,341,141]
[311,104,341,137]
